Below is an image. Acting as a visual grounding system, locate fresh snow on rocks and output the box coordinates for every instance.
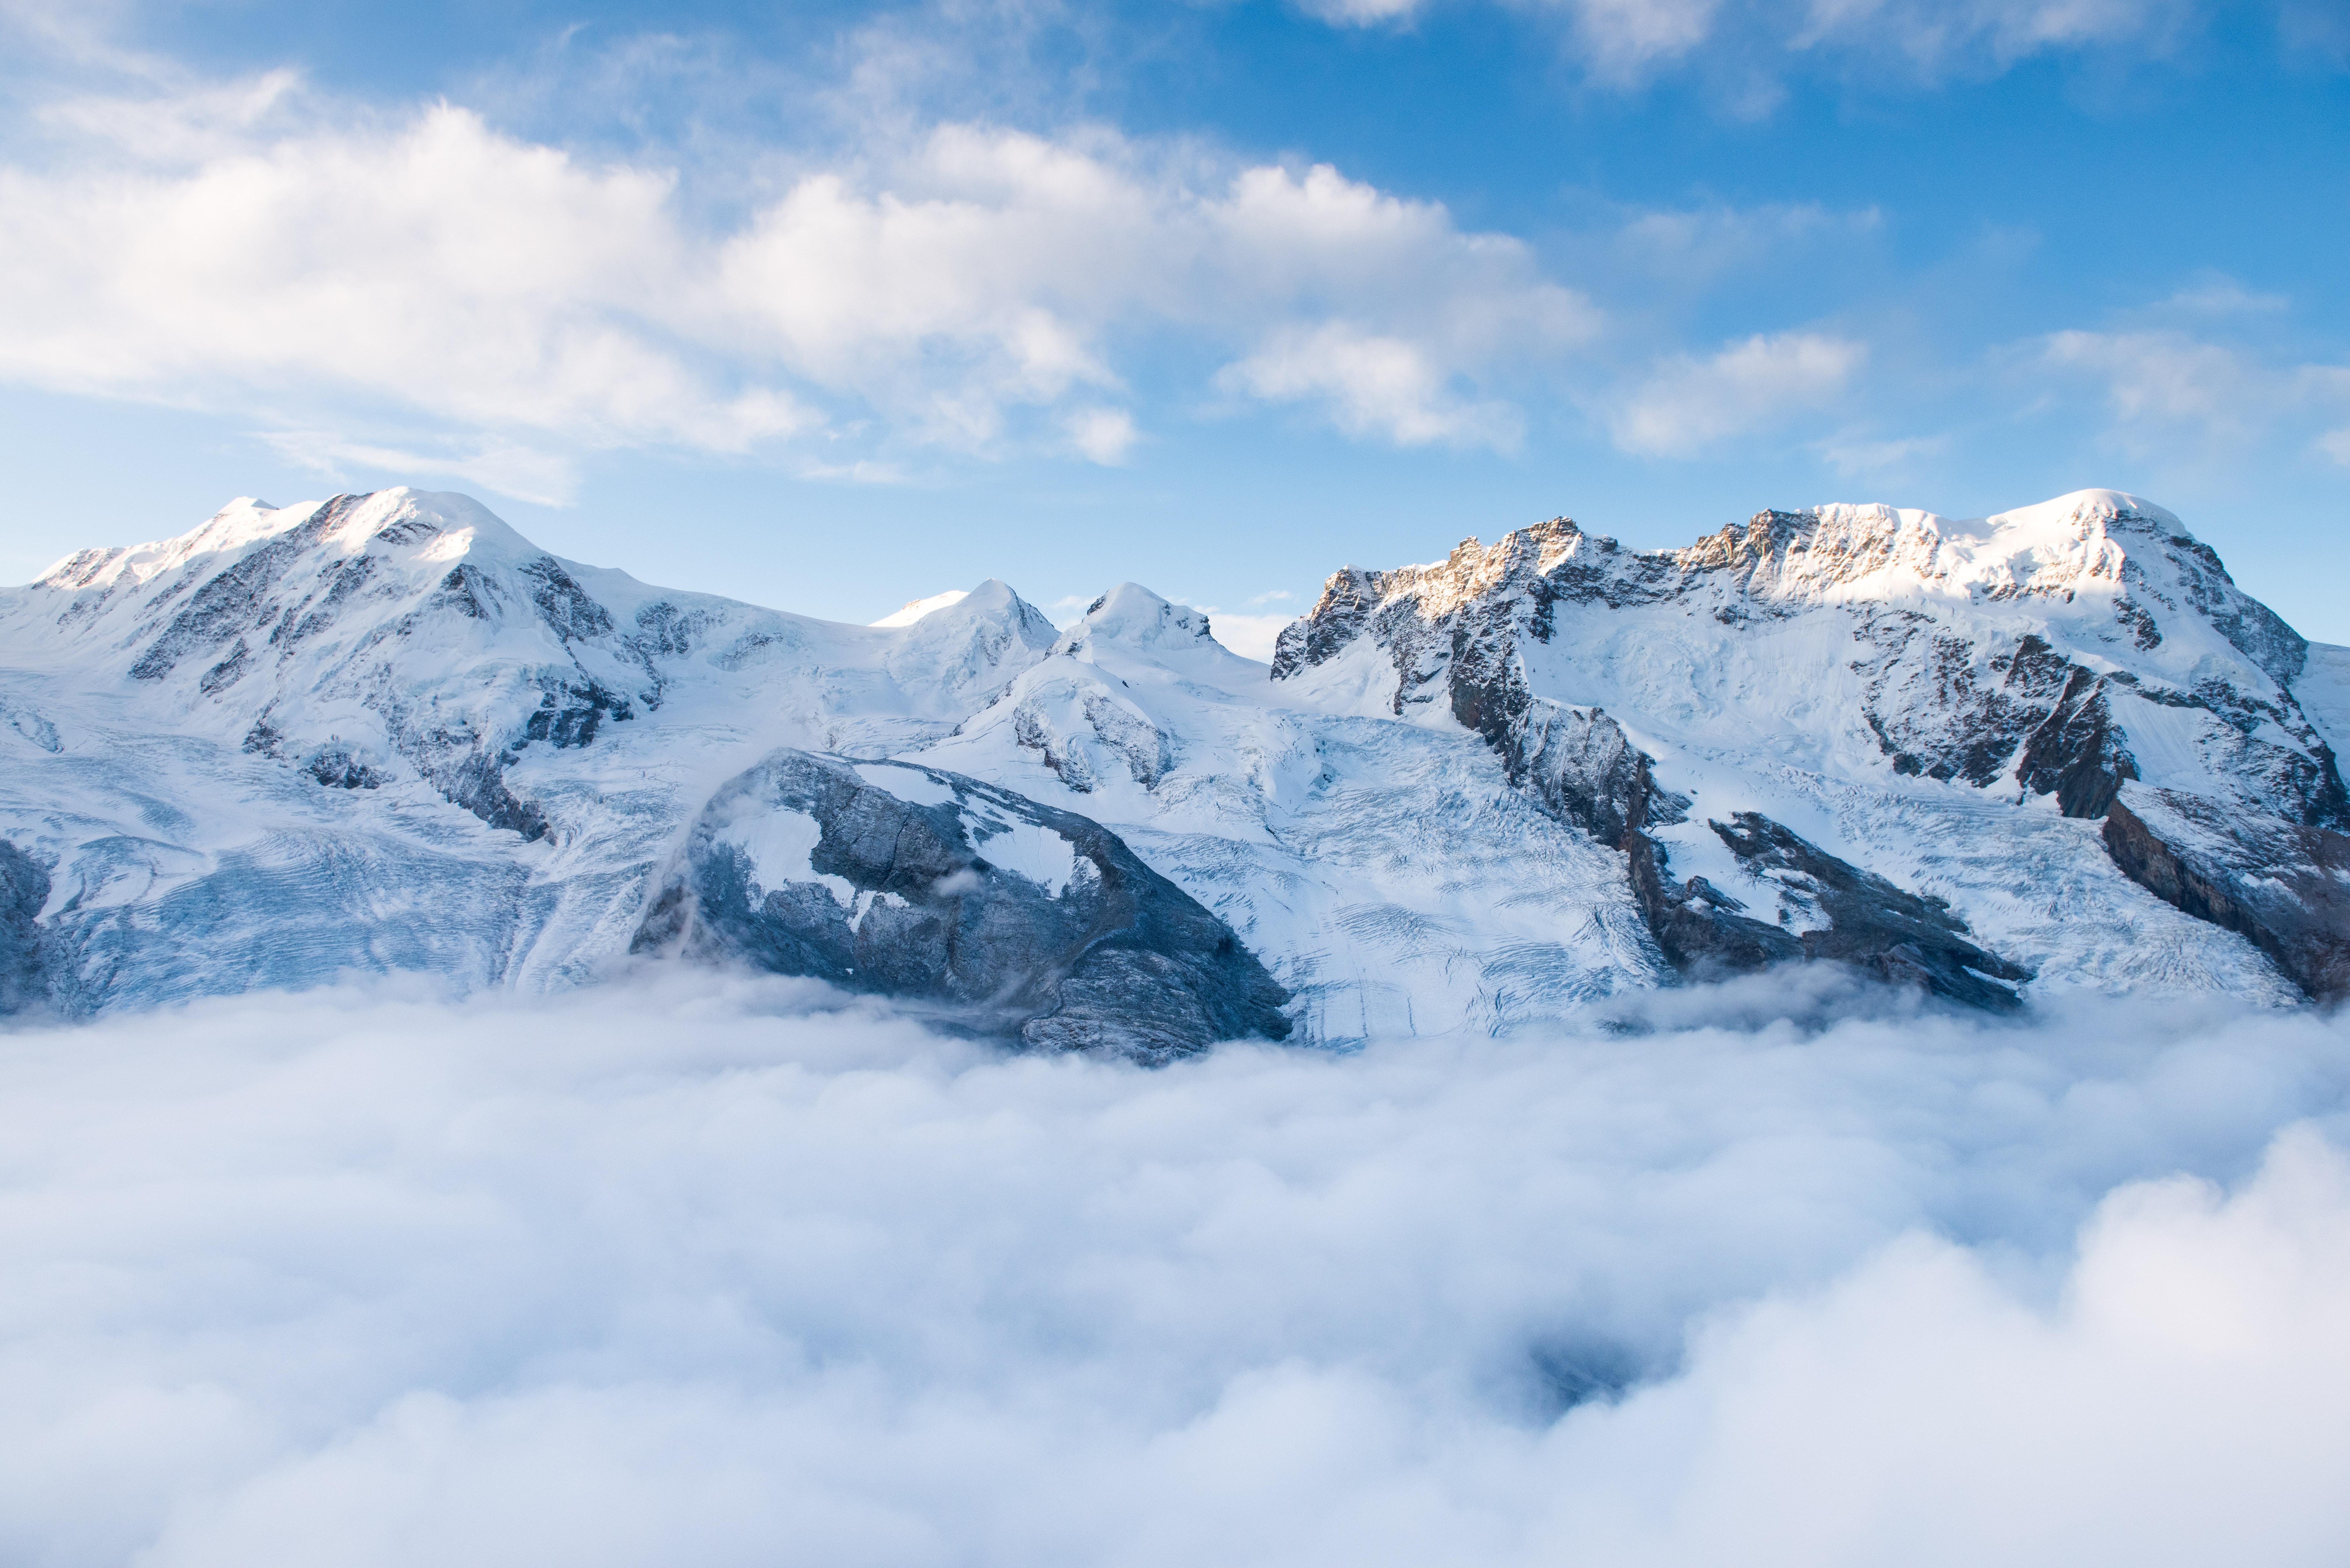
[633,750,1290,1059]
[1,484,2341,1038]
[1270,490,2337,1006]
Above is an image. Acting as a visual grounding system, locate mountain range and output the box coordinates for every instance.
[3,486,2343,1053]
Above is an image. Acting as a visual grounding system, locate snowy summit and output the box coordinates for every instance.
[2,486,2345,1044]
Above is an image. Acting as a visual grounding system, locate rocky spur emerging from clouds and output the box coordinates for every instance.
[1,969,2346,1567]
[9,486,2346,1041]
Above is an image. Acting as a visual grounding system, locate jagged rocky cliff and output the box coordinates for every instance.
[1269,493,2348,1003]
[1,486,2342,1043]
[634,750,1291,1060]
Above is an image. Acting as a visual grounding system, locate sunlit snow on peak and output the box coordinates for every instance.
[872,589,971,627]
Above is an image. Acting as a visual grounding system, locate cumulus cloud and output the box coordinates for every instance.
[1,972,2346,1565]
[1609,329,1867,456]
[0,102,790,452]
[0,87,1591,496]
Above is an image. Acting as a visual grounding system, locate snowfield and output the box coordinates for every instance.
[1,485,2344,1038]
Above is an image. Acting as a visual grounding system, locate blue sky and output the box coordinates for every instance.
[1,0,2344,649]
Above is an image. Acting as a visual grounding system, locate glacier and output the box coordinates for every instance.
[2,485,2344,1048]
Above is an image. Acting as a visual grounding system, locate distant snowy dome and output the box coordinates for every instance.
[1058,583,1216,652]
[872,590,971,628]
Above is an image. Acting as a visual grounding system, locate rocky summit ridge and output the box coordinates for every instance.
[1269,490,2345,1006]
[2,486,2344,1051]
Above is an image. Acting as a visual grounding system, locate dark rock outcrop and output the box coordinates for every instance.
[633,750,1292,1061]
[2103,788,2350,1002]
[0,841,52,1016]
[128,494,367,681]
[1272,535,2028,1006]
[1626,810,2028,1009]
[1266,501,2350,1004]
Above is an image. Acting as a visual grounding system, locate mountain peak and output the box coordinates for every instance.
[33,488,542,596]
[1057,583,1217,655]
[7,482,2343,1034]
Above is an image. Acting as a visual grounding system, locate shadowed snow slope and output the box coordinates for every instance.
[1,486,2344,1034]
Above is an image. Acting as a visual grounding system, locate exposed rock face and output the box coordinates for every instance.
[1649,813,2028,1009]
[0,841,50,1015]
[1488,696,2028,1008]
[2103,788,2350,1002]
[633,750,1292,1061]
[1271,494,2338,1005]
[21,490,1061,848]
[5,484,2339,1028]
[1268,521,2032,1002]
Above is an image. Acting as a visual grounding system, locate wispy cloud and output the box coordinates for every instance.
[256,430,580,508]
[1293,0,2204,81]
[1609,330,1868,457]
[1814,429,1950,477]
[1794,0,2199,70]
[2033,328,2350,465]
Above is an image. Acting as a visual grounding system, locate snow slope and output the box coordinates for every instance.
[1269,491,2335,1007]
[1,486,2339,1032]
[0,489,1058,1008]
[918,585,1664,1044]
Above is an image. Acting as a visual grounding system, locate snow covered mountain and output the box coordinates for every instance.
[2,486,2343,1047]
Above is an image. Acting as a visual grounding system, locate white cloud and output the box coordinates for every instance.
[0,103,783,449]
[1610,330,1868,456]
[1609,200,1884,288]
[0,975,2346,1564]
[1323,0,1725,73]
[1542,1127,2350,1564]
[1292,0,2198,78]
[0,94,1594,476]
[1798,0,2190,61]
[257,430,580,508]
[2035,328,2350,462]
[1063,407,1141,465]
[1218,322,1527,450]
[2158,275,2290,316]
[1198,610,1297,661]
[1814,429,1949,477]
[33,66,307,160]
[1297,0,1428,24]
[1552,0,1725,75]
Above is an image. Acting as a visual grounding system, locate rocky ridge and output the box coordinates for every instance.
[0,486,2341,1038]
[1271,492,2348,1001]
[634,750,1292,1060]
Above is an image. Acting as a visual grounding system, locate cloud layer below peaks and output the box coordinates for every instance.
[2,970,2348,1567]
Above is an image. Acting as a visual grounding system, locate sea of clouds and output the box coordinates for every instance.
[4,969,2349,1567]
